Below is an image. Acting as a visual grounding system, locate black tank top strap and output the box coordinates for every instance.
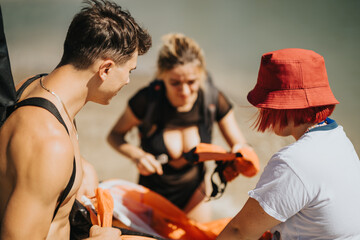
[14,96,76,221]
[53,158,76,220]
[14,97,69,134]
[15,73,47,102]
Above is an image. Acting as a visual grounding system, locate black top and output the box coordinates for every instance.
[130,84,232,125]
[128,79,232,208]
[129,82,232,156]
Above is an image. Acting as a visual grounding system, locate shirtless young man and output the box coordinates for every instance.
[0,0,151,239]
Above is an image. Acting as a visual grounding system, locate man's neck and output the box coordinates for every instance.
[45,65,94,120]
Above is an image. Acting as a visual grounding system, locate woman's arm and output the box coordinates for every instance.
[218,109,249,152]
[217,197,281,240]
[107,106,162,175]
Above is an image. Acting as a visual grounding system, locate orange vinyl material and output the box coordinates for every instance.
[88,188,114,227]
[93,180,272,239]
[101,180,231,240]
[189,143,260,180]
[223,146,260,181]
[259,230,273,240]
[97,188,114,227]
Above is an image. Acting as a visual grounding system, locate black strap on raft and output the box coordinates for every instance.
[69,199,169,240]
[208,152,243,199]
[0,5,16,127]
[208,161,228,199]
[183,147,229,199]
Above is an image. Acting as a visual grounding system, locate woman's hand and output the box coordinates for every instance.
[135,153,163,176]
[231,142,253,153]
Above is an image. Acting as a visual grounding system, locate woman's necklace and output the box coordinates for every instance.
[39,76,79,139]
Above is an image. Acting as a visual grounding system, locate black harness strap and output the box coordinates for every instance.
[14,97,69,133]
[14,97,76,221]
[15,74,47,102]
[53,160,76,220]
[1,8,75,222]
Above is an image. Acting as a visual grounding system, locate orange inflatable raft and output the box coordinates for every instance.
[83,143,264,239]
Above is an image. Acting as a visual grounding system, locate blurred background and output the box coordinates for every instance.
[2,0,359,220]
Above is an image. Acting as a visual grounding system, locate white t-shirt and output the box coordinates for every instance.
[249,119,360,239]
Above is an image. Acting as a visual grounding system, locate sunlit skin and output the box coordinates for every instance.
[95,52,138,105]
[0,54,138,239]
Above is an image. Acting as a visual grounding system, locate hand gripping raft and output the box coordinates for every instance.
[183,143,260,198]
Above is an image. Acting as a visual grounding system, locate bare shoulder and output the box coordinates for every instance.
[1,106,75,239]
[8,106,74,202]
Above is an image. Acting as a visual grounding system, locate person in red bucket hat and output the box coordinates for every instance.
[218,48,360,239]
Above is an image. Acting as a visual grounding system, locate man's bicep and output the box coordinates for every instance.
[2,134,74,239]
[1,185,57,239]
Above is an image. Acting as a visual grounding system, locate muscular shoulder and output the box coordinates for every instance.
[8,106,74,203]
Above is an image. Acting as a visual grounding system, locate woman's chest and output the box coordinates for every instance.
[163,125,201,159]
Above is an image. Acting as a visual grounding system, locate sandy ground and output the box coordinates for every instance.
[75,74,294,221]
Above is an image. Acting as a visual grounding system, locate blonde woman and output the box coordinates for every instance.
[108,33,248,219]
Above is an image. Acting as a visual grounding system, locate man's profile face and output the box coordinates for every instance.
[101,51,138,105]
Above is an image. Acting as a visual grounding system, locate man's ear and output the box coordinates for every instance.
[98,59,115,81]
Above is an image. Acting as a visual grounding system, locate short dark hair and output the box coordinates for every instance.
[57,0,151,69]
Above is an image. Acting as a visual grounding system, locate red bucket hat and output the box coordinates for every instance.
[247,48,339,109]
